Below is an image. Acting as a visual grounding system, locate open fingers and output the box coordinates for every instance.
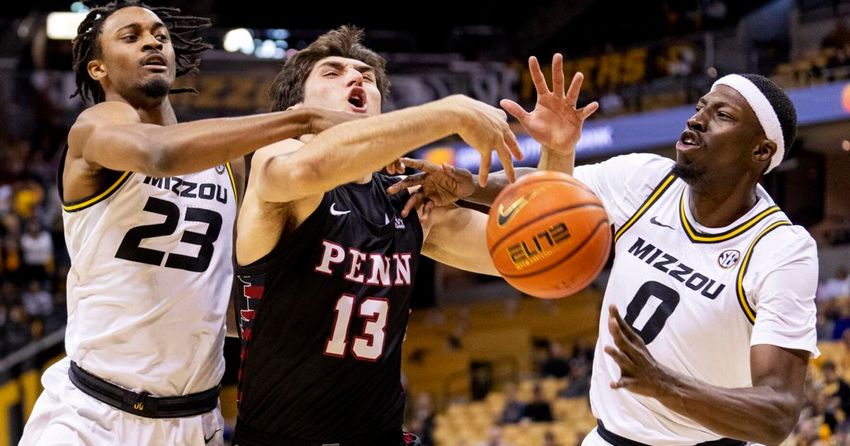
[503,127,523,161]
[499,99,529,123]
[478,152,492,186]
[604,345,635,373]
[611,377,638,390]
[387,173,427,195]
[552,53,565,98]
[579,101,600,121]
[401,191,426,218]
[611,305,645,346]
[492,133,517,182]
[608,306,640,358]
[528,56,551,97]
[608,313,631,352]
[444,164,472,183]
[565,72,585,106]
[399,157,441,173]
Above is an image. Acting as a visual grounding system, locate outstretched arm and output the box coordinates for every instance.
[390,55,596,209]
[421,205,498,276]
[253,95,522,204]
[68,101,355,177]
[604,305,808,445]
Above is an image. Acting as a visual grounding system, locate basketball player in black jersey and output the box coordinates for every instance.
[231,26,523,445]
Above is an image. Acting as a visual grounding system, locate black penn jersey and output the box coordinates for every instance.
[234,173,423,443]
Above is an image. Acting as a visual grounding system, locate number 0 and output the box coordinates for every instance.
[623,281,680,344]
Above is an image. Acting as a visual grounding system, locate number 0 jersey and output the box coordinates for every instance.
[59,164,237,396]
[573,154,819,445]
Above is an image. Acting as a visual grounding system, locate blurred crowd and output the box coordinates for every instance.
[0,137,69,357]
[0,70,78,358]
[404,335,596,446]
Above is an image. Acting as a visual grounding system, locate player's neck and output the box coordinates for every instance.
[105,91,178,125]
[137,99,178,126]
[687,183,759,228]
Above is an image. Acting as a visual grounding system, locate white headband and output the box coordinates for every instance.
[711,74,785,173]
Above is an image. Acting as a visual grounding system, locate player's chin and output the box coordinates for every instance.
[671,162,704,184]
[139,78,172,99]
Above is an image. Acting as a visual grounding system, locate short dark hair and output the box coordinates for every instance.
[71,0,211,104]
[740,74,797,160]
[268,25,390,112]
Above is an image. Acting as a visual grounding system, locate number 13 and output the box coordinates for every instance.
[324,295,389,361]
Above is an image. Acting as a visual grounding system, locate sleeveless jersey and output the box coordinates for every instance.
[234,173,423,442]
[573,154,819,445]
[60,163,238,396]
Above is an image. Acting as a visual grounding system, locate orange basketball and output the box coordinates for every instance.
[486,171,612,299]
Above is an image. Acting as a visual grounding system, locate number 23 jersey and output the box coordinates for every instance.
[60,165,237,396]
[573,154,818,445]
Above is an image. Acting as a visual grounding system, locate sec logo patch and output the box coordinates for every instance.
[718,249,741,269]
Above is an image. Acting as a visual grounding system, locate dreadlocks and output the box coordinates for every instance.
[71,0,212,104]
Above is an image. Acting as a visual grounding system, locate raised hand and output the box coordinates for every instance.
[443,95,523,186]
[604,305,675,398]
[500,54,598,154]
[386,158,476,217]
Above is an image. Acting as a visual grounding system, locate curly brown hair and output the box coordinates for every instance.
[268,25,390,112]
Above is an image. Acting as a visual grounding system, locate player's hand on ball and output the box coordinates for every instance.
[604,305,675,398]
[387,158,476,218]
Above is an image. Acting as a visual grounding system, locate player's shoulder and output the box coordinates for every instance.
[73,101,141,127]
[606,152,673,170]
[584,152,672,177]
[604,153,675,190]
[68,102,144,158]
[620,153,673,177]
[754,222,818,267]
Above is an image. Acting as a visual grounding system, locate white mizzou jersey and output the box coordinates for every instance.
[573,154,818,445]
[60,163,238,396]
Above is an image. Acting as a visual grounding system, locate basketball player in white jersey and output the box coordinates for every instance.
[19,3,357,445]
[395,56,818,445]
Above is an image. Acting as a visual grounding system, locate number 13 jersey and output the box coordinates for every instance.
[60,165,237,396]
[233,173,423,441]
[573,154,818,445]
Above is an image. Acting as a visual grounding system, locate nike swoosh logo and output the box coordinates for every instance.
[649,216,674,230]
[497,186,551,226]
[330,203,351,216]
[204,429,221,444]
